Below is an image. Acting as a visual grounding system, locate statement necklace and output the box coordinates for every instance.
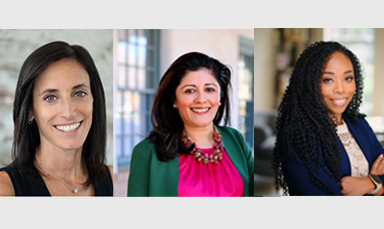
[181,125,224,165]
[36,156,82,194]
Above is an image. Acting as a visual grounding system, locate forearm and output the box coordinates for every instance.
[340,176,384,196]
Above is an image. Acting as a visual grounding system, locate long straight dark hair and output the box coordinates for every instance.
[148,52,232,162]
[12,41,108,187]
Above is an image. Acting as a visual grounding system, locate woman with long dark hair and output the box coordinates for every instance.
[128,52,254,196]
[272,41,384,196]
[0,41,113,196]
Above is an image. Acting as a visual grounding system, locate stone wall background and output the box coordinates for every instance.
[0,29,113,167]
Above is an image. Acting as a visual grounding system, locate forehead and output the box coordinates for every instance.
[178,68,218,85]
[33,59,90,91]
[324,52,353,70]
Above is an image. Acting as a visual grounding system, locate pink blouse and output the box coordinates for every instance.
[178,148,244,197]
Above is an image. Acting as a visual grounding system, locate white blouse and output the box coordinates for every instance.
[337,119,369,177]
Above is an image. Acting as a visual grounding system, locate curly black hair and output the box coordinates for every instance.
[271,41,365,195]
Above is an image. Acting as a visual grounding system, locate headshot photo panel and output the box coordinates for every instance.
[113,29,254,197]
[254,28,384,196]
[0,29,113,196]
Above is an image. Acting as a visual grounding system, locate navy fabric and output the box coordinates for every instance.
[284,114,384,196]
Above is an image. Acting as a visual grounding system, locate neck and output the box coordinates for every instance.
[335,114,343,126]
[183,124,215,148]
[35,144,83,179]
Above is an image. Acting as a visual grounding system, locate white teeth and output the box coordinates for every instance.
[55,123,80,132]
[191,108,209,113]
[332,99,346,105]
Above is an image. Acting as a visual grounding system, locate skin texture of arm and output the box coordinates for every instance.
[340,155,384,196]
[0,171,15,196]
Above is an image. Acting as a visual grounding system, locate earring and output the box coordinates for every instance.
[28,119,33,125]
[219,103,222,106]
[173,104,176,108]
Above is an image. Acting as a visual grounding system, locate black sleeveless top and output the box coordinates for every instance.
[0,163,113,196]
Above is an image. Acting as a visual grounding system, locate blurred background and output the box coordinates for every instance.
[254,28,384,196]
[112,29,254,196]
[0,30,113,171]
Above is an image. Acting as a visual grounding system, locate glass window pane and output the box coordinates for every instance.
[137,29,147,45]
[117,41,127,63]
[114,29,159,169]
[117,66,126,88]
[128,67,136,88]
[137,68,145,90]
[127,43,136,66]
[138,46,146,67]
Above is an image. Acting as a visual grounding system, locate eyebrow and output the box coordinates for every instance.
[38,83,90,96]
[180,83,219,90]
[323,70,353,75]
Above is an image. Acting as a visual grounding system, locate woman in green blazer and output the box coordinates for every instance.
[128,52,254,197]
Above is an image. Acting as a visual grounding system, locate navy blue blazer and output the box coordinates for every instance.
[283,114,384,196]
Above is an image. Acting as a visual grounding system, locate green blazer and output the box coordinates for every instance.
[127,126,254,197]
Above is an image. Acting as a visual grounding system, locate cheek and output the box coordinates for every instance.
[319,84,332,100]
[350,84,356,94]
[82,96,94,115]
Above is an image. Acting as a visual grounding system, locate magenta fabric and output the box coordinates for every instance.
[178,148,244,197]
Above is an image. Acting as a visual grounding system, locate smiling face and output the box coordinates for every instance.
[30,58,94,151]
[320,51,356,124]
[174,68,221,129]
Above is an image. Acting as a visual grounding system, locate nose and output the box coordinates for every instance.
[194,90,207,103]
[334,79,345,94]
[61,97,76,120]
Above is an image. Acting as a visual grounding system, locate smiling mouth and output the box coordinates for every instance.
[191,107,210,113]
[331,98,347,106]
[54,122,81,132]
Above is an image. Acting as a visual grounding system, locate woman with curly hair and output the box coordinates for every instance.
[272,41,384,196]
[128,52,254,196]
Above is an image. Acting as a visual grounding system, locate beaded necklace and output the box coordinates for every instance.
[181,125,223,164]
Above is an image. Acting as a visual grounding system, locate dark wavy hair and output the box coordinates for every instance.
[148,52,232,162]
[12,41,108,187]
[271,41,365,195]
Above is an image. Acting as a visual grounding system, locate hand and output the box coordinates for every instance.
[338,176,375,196]
[370,154,384,175]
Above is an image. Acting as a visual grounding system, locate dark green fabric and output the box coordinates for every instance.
[127,126,254,197]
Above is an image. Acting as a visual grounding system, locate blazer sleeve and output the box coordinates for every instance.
[284,155,343,196]
[361,118,384,183]
[242,134,255,195]
[127,140,152,197]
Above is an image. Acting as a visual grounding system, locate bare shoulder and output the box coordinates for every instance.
[0,171,15,196]
[108,165,113,181]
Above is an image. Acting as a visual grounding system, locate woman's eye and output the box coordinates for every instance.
[323,78,333,83]
[74,91,87,97]
[345,76,354,82]
[185,89,195,94]
[44,95,56,102]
